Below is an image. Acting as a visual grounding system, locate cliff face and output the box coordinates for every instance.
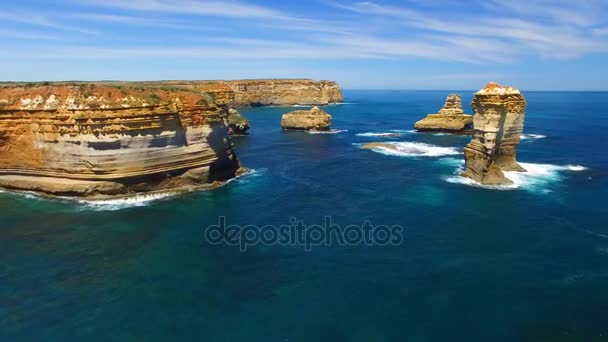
[224,79,343,107]
[414,94,472,134]
[0,84,242,198]
[462,82,527,185]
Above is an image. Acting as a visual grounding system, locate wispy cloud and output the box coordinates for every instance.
[0,29,63,41]
[1,0,608,88]
[0,11,98,35]
[330,0,608,59]
[76,0,295,20]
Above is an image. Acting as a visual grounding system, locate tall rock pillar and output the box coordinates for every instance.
[462,82,527,185]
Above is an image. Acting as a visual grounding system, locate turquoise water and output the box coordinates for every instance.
[1,90,607,341]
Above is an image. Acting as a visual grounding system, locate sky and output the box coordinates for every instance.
[1,0,607,90]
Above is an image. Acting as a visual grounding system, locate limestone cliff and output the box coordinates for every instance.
[462,82,527,185]
[0,83,243,198]
[414,94,472,134]
[281,107,332,131]
[224,79,343,107]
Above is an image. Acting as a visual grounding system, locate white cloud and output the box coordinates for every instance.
[0,11,98,35]
[76,0,295,20]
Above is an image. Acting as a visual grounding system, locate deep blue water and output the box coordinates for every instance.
[1,90,608,341]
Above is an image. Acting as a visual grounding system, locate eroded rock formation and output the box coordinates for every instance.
[281,107,332,131]
[0,83,244,198]
[224,79,343,107]
[227,108,250,135]
[462,82,527,185]
[414,94,472,134]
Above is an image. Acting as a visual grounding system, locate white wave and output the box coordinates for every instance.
[328,102,356,105]
[356,132,403,137]
[391,129,417,134]
[437,157,465,168]
[443,161,588,192]
[307,129,348,134]
[77,169,260,211]
[521,134,547,140]
[291,104,311,108]
[76,192,177,211]
[363,141,461,157]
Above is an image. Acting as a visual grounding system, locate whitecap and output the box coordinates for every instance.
[443,161,588,192]
[362,141,461,157]
[391,129,417,134]
[291,104,311,108]
[307,129,348,135]
[76,192,178,211]
[521,134,547,140]
[356,132,403,137]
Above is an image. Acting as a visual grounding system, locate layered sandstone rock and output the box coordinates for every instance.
[414,94,472,134]
[281,107,332,131]
[0,83,244,199]
[224,79,343,107]
[227,108,250,135]
[462,82,527,185]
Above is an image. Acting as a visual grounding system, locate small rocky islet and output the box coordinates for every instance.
[414,94,472,134]
[281,106,333,131]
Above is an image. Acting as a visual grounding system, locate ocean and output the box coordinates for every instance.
[1,90,607,341]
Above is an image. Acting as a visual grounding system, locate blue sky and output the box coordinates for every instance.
[1,0,607,90]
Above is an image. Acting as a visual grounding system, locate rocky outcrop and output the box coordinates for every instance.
[414,94,472,134]
[462,82,527,185]
[0,83,245,199]
[281,107,332,131]
[227,108,250,135]
[224,79,343,107]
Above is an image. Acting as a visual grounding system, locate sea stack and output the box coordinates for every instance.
[0,83,245,199]
[281,106,332,131]
[462,82,527,185]
[414,94,472,134]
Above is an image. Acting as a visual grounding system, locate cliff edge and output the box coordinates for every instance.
[223,79,343,107]
[0,83,244,199]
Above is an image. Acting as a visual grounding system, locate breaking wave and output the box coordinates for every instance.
[521,134,547,140]
[443,161,588,193]
[362,142,461,157]
[356,132,403,137]
[307,129,348,134]
[76,169,260,211]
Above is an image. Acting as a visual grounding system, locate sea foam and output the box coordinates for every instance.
[521,134,547,140]
[307,129,348,134]
[443,160,587,193]
[356,132,403,137]
[363,141,461,157]
[77,169,260,211]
